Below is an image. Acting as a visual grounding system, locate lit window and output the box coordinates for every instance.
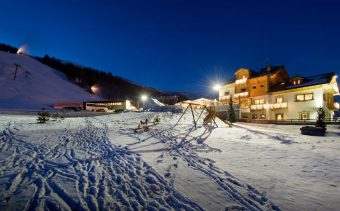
[255,99,265,105]
[297,79,301,84]
[260,114,266,119]
[305,94,313,100]
[293,81,296,85]
[296,93,313,101]
[299,112,310,120]
[276,97,283,103]
[252,114,258,119]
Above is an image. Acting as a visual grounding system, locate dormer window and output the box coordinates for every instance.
[291,76,304,85]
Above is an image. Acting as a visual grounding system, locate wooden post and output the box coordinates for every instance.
[189,104,197,129]
[195,105,206,124]
[13,63,21,80]
[174,104,189,127]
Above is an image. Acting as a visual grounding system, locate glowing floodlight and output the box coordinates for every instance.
[91,85,98,93]
[213,84,221,91]
[141,95,148,101]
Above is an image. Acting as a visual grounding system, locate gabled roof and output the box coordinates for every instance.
[251,65,286,78]
[270,72,335,92]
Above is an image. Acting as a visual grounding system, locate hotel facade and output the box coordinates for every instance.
[218,66,339,121]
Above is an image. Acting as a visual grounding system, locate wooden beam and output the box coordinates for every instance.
[174,104,190,128]
[189,104,197,129]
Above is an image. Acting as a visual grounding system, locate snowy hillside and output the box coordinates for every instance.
[0,51,101,109]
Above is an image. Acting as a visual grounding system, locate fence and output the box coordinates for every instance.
[238,118,340,125]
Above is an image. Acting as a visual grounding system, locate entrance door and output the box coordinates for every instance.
[275,113,284,120]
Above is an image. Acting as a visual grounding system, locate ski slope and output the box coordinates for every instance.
[0,51,101,109]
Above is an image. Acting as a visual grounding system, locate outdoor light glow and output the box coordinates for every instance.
[141,95,148,101]
[17,45,27,54]
[213,84,221,91]
[91,85,98,93]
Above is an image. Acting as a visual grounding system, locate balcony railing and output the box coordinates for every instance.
[235,78,247,85]
[250,102,288,110]
[220,95,231,100]
[234,92,248,98]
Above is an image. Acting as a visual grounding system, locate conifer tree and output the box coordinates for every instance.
[315,107,326,129]
[228,99,237,123]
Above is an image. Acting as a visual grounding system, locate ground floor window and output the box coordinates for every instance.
[259,114,266,119]
[275,113,284,120]
[252,114,258,119]
[241,113,249,119]
[299,112,310,120]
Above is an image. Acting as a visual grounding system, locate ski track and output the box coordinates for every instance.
[127,112,281,211]
[0,118,203,211]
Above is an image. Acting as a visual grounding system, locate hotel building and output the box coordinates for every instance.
[218,66,339,121]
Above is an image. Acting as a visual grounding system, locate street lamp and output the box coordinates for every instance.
[141,95,148,102]
[213,84,221,91]
[91,85,98,94]
[140,95,148,110]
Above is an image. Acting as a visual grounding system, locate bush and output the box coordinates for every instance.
[154,115,160,124]
[37,110,50,123]
[315,107,327,129]
[228,100,237,123]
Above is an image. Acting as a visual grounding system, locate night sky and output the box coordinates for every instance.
[1,0,340,94]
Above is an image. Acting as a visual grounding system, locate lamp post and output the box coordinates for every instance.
[213,84,221,105]
[140,95,148,110]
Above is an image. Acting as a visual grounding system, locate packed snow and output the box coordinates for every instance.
[0,111,339,210]
[143,98,183,113]
[0,51,101,109]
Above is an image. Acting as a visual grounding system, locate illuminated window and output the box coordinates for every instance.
[296,93,313,101]
[254,99,265,105]
[297,79,301,84]
[293,81,296,85]
[299,112,310,120]
[276,97,283,103]
[305,94,313,100]
[252,114,258,119]
[260,114,266,119]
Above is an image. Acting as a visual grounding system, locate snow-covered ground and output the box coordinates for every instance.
[0,111,339,210]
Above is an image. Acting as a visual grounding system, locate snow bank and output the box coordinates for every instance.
[143,98,183,113]
[0,51,102,109]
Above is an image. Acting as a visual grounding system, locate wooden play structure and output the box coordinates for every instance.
[174,102,232,129]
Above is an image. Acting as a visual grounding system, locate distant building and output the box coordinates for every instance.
[83,100,137,112]
[176,98,214,109]
[218,66,339,121]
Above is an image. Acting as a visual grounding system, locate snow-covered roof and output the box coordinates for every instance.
[270,72,335,92]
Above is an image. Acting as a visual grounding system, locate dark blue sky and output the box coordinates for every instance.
[1,0,339,93]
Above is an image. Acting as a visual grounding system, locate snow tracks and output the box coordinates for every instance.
[0,119,203,210]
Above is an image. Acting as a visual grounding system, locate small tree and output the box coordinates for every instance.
[37,110,50,123]
[154,115,160,124]
[228,99,237,123]
[315,107,327,129]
